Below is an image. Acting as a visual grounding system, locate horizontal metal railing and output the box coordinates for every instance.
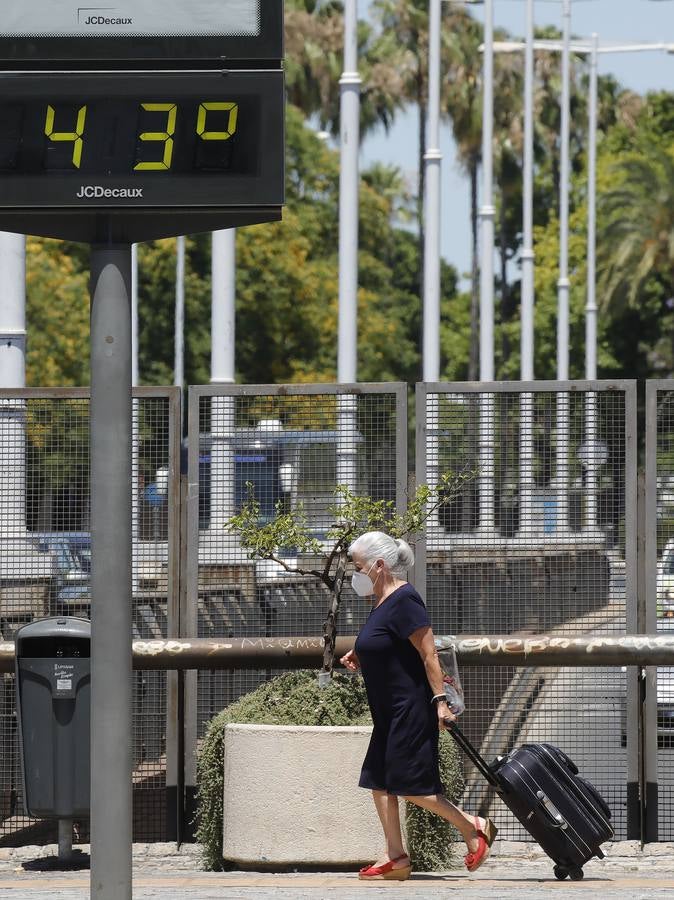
[2,633,674,671]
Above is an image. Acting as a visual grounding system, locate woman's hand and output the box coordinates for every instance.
[340,649,360,672]
[437,701,456,730]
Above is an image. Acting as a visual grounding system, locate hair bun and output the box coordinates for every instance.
[395,537,415,570]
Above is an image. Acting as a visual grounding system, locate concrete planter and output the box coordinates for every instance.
[222,723,382,867]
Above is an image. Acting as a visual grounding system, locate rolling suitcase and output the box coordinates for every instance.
[446,719,614,881]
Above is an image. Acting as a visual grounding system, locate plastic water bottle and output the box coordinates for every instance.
[443,674,465,716]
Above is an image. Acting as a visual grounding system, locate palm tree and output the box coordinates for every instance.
[598,147,674,311]
[285,0,407,140]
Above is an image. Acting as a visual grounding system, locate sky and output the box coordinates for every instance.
[358,0,674,287]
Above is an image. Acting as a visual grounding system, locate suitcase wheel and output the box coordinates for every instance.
[569,868,584,881]
[553,866,568,881]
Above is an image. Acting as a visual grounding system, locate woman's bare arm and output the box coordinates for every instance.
[409,625,455,727]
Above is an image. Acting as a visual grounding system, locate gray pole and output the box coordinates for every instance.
[479,0,496,534]
[557,0,572,381]
[131,243,139,388]
[337,0,360,385]
[423,0,442,383]
[90,244,133,900]
[0,233,26,389]
[58,818,73,864]
[585,33,599,531]
[479,0,495,384]
[424,0,442,532]
[175,235,185,389]
[130,243,139,546]
[211,230,236,387]
[555,0,572,533]
[586,34,599,382]
[0,233,27,538]
[519,0,536,536]
[210,229,237,529]
[521,0,535,382]
[337,0,361,497]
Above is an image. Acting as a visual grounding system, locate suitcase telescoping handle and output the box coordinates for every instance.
[444,718,500,790]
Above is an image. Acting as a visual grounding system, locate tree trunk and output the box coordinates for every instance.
[468,159,480,382]
[321,550,348,675]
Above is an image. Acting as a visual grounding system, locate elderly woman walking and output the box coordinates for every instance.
[340,531,495,881]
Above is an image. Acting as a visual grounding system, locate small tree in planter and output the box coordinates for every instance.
[196,670,466,872]
[227,469,474,678]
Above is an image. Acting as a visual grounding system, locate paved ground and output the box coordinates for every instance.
[1,841,673,899]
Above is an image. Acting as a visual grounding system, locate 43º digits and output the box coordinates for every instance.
[44,101,239,170]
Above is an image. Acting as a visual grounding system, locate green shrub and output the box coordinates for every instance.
[404,732,465,872]
[195,670,464,872]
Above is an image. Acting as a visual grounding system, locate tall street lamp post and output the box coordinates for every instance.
[478,0,497,534]
[337,0,361,496]
[210,229,237,529]
[519,0,536,536]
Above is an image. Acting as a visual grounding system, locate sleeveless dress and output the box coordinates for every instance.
[354,583,443,796]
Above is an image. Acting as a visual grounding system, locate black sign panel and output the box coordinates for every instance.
[0,71,284,210]
[0,1,282,64]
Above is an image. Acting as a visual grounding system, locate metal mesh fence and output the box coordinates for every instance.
[186,385,406,743]
[0,389,179,846]
[417,383,636,841]
[650,384,674,839]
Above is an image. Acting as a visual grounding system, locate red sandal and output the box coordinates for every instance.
[358,854,412,881]
[464,816,497,873]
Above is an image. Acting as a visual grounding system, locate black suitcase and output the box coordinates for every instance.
[446,719,614,881]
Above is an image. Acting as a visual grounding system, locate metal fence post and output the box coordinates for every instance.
[183,386,201,839]
[164,386,182,842]
[625,379,640,838]
[644,382,660,842]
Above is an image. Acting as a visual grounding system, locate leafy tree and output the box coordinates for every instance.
[25,238,89,386]
[598,146,674,312]
[285,0,406,137]
[227,472,474,676]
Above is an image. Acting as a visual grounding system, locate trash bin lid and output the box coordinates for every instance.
[16,616,91,658]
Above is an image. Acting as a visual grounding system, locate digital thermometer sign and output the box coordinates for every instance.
[0,0,282,63]
[0,71,284,209]
[3,0,261,37]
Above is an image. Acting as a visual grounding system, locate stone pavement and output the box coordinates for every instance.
[0,841,673,899]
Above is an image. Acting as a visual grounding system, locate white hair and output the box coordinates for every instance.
[348,531,414,577]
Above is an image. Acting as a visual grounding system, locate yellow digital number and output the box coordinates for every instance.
[45,105,87,169]
[134,103,177,171]
[196,102,238,141]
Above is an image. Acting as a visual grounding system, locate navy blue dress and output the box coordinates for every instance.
[354,583,443,796]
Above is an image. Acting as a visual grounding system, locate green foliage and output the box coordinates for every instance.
[404,732,465,872]
[195,670,464,873]
[26,238,89,387]
[227,471,476,591]
[598,145,674,311]
[227,491,324,566]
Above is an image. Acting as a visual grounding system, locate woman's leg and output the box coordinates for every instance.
[369,790,408,865]
[402,794,484,852]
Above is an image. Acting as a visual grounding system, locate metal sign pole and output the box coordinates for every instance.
[90,242,133,900]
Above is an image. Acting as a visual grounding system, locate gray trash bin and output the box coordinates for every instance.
[15,617,90,819]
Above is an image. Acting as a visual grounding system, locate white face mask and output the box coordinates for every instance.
[351,562,377,597]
